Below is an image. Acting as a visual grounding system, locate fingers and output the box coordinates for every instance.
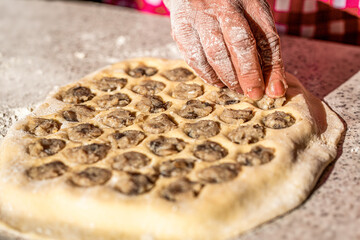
[218,8,265,100]
[242,0,287,98]
[170,10,224,87]
[195,12,242,92]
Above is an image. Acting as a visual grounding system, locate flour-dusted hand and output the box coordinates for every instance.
[164,0,287,100]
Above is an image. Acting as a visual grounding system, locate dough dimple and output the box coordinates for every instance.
[95,77,127,92]
[197,163,240,183]
[236,145,275,166]
[67,123,103,142]
[178,100,213,119]
[59,86,95,104]
[162,67,196,82]
[158,158,195,178]
[62,105,96,122]
[102,109,136,129]
[142,114,177,134]
[135,96,171,114]
[262,111,295,129]
[69,167,112,187]
[219,108,253,124]
[159,178,203,202]
[114,172,157,195]
[148,136,186,156]
[193,141,228,162]
[65,143,111,164]
[96,93,131,109]
[227,124,265,145]
[183,120,220,139]
[112,151,151,171]
[24,118,61,136]
[172,83,203,100]
[27,161,69,180]
[27,138,66,158]
[109,130,146,149]
[128,66,158,78]
[132,80,165,96]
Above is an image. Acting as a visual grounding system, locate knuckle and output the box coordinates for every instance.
[258,32,282,67]
[239,69,262,82]
[258,32,280,51]
[229,32,257,49]
[206,48,230,64]
[258,0,271,10]
[263,64,285,74]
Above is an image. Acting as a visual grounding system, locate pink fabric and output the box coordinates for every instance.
[103,0,360,44]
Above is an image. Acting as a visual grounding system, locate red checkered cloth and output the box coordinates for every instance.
[268,0,360,45]
[98,0,360,45]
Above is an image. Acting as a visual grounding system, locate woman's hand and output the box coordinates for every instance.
[164,0,287,100]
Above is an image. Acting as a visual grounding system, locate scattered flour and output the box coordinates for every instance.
[74,52,86,59]
[0,107,31,140]
[116,36,127,47]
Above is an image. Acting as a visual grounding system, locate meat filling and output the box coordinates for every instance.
[227,124,265,144]
[95,77,127,92]
[178,100,213,119]
[65,143,111,164]
[149,136,186,156]
[158,158,195,178]
[67,123,103,142]
[69,167,112,187]
[135,96,171,113]
[256,95,285,110]
[237,145,275,166]
[128,66,158,78]
[262,111,296,129]
[59,86,95,104]
[25,118,61,136]
[109,130,146,149]
[183,120,220,139]
[132,80,165,95]
[197,163,239,183]
[102,109,136,128]
[162,67,196,82]
[112,151,151,171]
[28,138,66,157]
[208,88,243,105]
[193,141,228,162]
[219,108,254,124]
[27,161,69,180]
[96,93,131,109]
[172,83,203,100]
[114,172,157,195]
[159,178,203,202]
[143,114,177,134]
[62,105,96,122]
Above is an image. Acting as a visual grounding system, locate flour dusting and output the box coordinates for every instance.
[0,107,31,140]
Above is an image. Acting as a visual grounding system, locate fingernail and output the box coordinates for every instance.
[246,87,263,100]
[268,80,286,96]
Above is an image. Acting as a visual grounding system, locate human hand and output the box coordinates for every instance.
[164,0,287,100]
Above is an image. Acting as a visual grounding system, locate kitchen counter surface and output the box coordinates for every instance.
[0,1,359,239]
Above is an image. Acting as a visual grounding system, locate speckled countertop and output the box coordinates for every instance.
[0,1,359,240]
